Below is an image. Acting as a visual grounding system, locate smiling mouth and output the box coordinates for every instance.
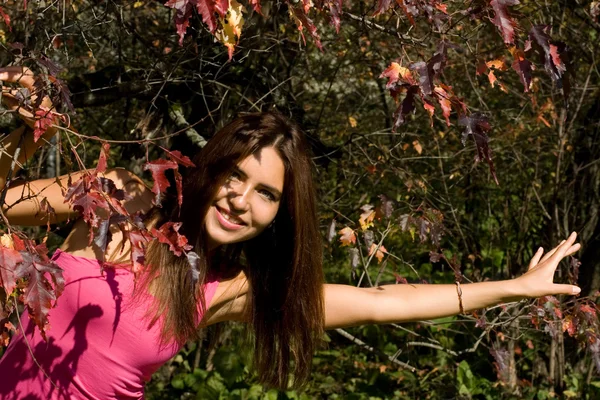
[215,206,246,228]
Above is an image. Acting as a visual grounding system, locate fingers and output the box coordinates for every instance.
[528,247,544,270]
[551,232,579,261]
[0,66,35,91]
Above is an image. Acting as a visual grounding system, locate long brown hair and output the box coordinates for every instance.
[139,112,324,389]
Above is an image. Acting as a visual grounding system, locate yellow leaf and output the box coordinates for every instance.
[359,205,375,231]
[215,0,246,60]
[133,1,144,8]
[348,116,357,127]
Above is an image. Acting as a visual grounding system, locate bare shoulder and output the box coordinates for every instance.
[202,271,250,326]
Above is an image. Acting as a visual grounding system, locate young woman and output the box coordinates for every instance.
[0,67,581,399]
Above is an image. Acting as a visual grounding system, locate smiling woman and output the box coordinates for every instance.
[204,146,285,248]
[0,66,582,399]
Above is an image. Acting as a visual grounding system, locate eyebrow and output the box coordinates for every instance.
[233,166,283,199]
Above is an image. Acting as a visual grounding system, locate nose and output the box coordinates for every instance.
[228,184,250,212]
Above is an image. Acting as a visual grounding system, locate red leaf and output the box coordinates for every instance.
[392,86,419,130]
[458,114,498,185]
[196,0,218,33]
[290,7,323,50]
[490,0,519,45]
[143,159,179,199]
[0,246,23,295]
[326,0,343,33]
[562,315,577,336]
[33,108,56,142]
[164,149,195,167]
[73,191,110,227]
[14,249,64,335]
[165,0,194,44]
[250,0,261,13]
[528,25,567,88]
[151,222,192,257]
[0,6,11,31]
[510,47,533,92]
[128,229,150,274]
[409,61,433,96]
[97,142,110,174]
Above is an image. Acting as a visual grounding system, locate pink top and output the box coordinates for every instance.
[0,249,219,400]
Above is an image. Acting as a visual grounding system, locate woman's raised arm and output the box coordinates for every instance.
[0,66,58,191]
[323,232,581,329]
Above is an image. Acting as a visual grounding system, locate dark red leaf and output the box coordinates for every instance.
[490,0,520,45]
[458,114,498,184]
[409,61,433,96]
[151,222,192,257]
[290,6,323,50]
[326,0,343,33]
[128,229,150,274]
[0,6,11,31]
[143,159,179,203]
[165,149,195,167]
[14,248,64,335]
[97,142,110,174]
[0,247,23,295]
[392,85,419,130]
[510,47,533,92]
[33,109,56,142]
[528,26,567,89]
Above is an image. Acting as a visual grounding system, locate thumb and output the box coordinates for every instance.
[552,284,581,296]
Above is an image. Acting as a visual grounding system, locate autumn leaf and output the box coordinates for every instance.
[215,0,246,60]
[14,245,64,336]
[325,0,343,33]
[0,244,23,295]
[510,46,533,92]
[458,113,498,184]
[359,204,375,230]
[289,6,323,50]
[143,158,179,203]
[562,315,577,336]
[338,227,356,246]
[0,6,11,31]
[128,229,150,274]
[490,0,519,45]
[151,222,193,257]
[380,62,416,90]
[33,108,57,142]
[368,243,387,263]
[96,142,110,174]
[164,149,195,167]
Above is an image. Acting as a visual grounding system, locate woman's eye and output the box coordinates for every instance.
[259,189,276,202]
[228,171,241,182]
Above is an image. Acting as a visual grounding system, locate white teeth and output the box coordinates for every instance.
[221,209,243,224]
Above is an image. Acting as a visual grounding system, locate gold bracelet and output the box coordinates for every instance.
[455,281,465,315]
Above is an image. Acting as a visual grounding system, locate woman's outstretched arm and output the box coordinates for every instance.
[323,232,581,329]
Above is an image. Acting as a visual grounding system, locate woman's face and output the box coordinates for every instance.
[205,146,285,249]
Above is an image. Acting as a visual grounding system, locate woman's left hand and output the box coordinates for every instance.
[512,232,581,299]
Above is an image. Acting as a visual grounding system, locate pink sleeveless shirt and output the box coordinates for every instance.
[0,249,219,399]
